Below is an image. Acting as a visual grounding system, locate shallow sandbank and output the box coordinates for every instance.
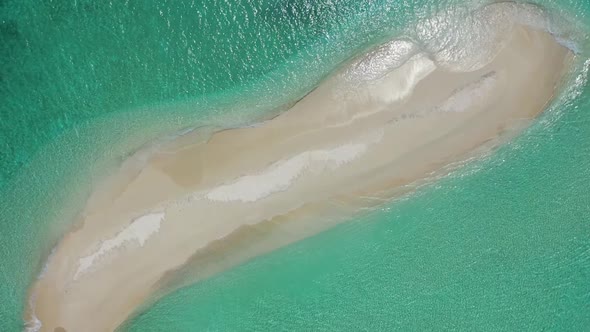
[27,26,571,332]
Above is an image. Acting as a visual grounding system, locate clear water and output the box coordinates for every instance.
[1,0,589,331]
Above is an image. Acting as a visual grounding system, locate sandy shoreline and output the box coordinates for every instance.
[26,26,571,332]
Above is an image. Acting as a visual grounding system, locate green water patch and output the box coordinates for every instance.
[0,0,423,186]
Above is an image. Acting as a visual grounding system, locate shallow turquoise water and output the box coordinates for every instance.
[1,0,590,331]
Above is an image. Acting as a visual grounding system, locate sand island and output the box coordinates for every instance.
[25,21,572,332]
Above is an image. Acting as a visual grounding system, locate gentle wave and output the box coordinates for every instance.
[344,2,577,84]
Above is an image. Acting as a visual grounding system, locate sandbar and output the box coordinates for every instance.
[26,26,571,332]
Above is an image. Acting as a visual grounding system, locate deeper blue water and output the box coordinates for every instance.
[1,0,589,331]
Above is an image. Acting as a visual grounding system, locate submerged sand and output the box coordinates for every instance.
[27,26,571,331]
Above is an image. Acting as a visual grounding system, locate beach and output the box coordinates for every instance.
[26,26,571,332]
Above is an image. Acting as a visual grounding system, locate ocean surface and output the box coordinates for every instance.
[1,0,589,331]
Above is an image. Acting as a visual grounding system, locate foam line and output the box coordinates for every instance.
[206,144,368,203]
[74,212,165,280]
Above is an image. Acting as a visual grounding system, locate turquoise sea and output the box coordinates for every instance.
[1,0,589,331]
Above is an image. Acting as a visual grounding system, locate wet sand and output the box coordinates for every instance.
[26,26,571,332]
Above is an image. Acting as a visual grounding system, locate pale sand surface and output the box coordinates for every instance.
[27,27,571,332]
